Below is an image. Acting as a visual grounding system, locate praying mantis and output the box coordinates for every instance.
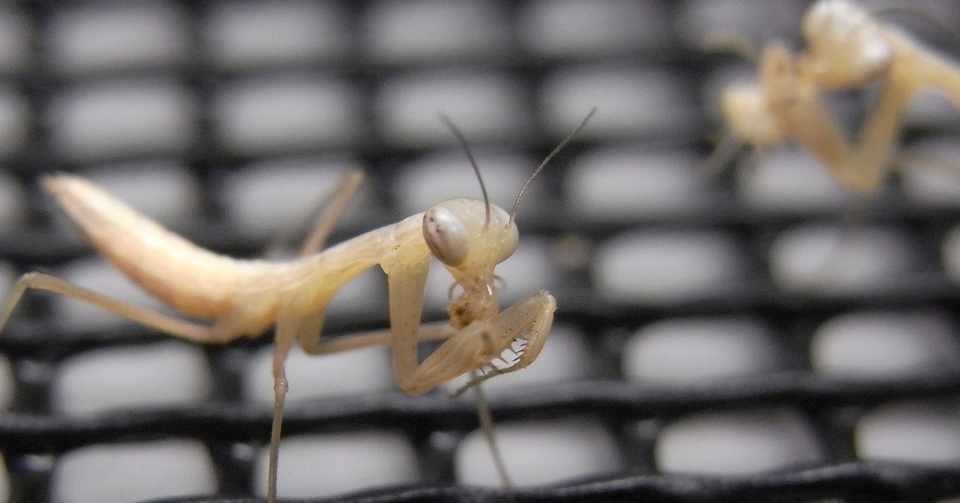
[0,110,596,502]
[708,0,960,194]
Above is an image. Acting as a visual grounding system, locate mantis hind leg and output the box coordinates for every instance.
[298,169,364,256]
[263,168,365,258]
[0,272,240,344]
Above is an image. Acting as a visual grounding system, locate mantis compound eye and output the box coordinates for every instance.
[423,206,469,267]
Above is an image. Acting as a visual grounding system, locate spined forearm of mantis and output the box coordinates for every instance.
[0,110,596,502]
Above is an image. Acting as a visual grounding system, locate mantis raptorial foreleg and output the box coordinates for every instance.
[289,261,552,494]
[452,291,556,394]
[0,272,240,344]
[296,288,555,492]
[391,288,557,397]
[384,254,432,395]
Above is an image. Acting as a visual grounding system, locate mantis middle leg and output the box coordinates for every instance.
[299,322,455,355]
[266,310,318,503]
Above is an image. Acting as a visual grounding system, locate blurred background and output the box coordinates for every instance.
[3,0,960,502]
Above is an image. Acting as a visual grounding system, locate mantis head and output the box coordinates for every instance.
[423,109,594,385]
[800,0,893,89]
[423,198,518,329]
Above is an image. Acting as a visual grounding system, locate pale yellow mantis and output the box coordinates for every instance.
[707,0,960,193]
[0,110,596,501]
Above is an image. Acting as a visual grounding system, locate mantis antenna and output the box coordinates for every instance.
[510,107,597,225]
[439,113,491,228]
